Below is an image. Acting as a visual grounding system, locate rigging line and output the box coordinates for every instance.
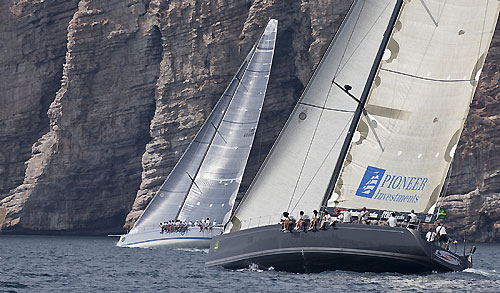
[477,2,489,65]
[211,120,228,144]
[289,116,353,213]
[332,80,361,104]
[186,172,202,193]
[419,0,438,27]
[362,110,385,152]
[333,1,365,79]
[286,80,338,212]
[381,68,475,83]
[435,154,455,218]
[299,101,355,113]
[335,1,393,78]
[235,75,250,92]
[437,0,447,22]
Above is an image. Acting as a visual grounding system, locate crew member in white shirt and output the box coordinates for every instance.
[387,212,397,227]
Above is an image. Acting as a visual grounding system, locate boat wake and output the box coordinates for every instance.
[235,264,275,273]
[463,268,497,277]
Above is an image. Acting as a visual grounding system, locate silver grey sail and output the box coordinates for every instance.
[131,19,278,234]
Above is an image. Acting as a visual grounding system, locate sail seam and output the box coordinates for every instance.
[299,102,355,113]
[246,69,269,73]
[222,120,258,125]
[381,68,475,83]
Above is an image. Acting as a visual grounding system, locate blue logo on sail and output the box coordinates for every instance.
[356,166,386,198]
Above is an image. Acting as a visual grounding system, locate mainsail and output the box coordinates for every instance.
[230,0,399,231]
[230,0,499,232]
[131,19,278,233]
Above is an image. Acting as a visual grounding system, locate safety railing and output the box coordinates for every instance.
[130,224,224,234]
[237,211,425,231]
[239,215,281,230]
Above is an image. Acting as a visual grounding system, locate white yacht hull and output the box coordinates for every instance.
[117,227,222,249]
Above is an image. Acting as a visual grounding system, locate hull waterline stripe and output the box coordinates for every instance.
[123,236,212,246]
[206,246,431,267]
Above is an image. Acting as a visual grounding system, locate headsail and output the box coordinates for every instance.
[177,20,278,224]
[131,19,278,233]
[230,0,400,231]
[332,0,500,213]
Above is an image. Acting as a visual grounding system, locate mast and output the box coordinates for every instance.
[321,0,404,209]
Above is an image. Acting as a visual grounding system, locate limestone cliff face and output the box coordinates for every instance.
[0,1,499,240]
[1,0,161,234]
[0,0,79,199]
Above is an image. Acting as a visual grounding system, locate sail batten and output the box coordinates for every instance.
[131,20,278,233]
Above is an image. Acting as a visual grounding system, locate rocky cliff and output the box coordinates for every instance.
[0,0,499,241]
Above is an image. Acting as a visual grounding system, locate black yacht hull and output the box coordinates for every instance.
[206,223,470,273]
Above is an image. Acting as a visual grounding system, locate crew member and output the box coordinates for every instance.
[387,212,397,227]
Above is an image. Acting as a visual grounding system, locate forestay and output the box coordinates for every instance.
[333,0,500,213]
[230,0,399,231]
[131,19,278,233]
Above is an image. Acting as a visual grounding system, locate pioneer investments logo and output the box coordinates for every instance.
[355,166,386,198]
[355,165,429,204]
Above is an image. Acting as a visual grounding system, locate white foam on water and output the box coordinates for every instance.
[464,268,497,277]
[175,248,209,254]
[236,263,264,272]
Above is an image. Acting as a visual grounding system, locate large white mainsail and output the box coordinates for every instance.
[332,0,500,213]
[131,19,278,234]
[230,0,400,231]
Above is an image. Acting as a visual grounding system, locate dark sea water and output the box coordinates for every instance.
[0,235,498,292]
